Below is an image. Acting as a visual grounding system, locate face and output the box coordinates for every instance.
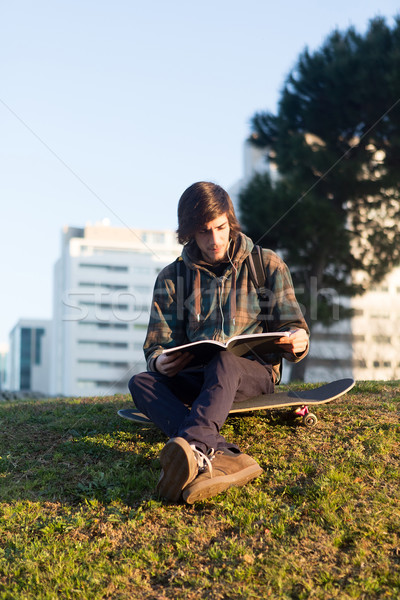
[194,214,231,264]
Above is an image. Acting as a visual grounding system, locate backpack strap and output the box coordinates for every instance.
[175,257,193,321]
[246,245,268,298]
[246,245,283,384]
[176,256,192,296]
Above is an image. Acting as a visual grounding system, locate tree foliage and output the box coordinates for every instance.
[240,17,400,333]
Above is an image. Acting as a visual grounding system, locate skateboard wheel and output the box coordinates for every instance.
[303,413,317,427]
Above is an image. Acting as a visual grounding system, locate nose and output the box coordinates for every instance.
[211,229,221,246]
[210,229,219,245]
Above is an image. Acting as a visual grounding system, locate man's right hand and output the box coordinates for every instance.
[155,351,193,377]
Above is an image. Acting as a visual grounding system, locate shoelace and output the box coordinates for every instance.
[190,445,214,476]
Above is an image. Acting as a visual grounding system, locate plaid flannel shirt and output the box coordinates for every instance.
[143,233,309,376]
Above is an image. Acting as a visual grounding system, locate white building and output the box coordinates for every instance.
[307,269,400,382]
[230,141,400,383]
[51,222,181,397]
[8,319,52,393]
[229,139,278,214]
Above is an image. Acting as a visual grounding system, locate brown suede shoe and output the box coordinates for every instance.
[182,449,263,504]
[156,437,200,502]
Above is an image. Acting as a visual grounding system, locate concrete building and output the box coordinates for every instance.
[8,319,52,394]
[307,268,400,382]
[51,222,181,397]
[229,139,278,214]
[230,141,400,383]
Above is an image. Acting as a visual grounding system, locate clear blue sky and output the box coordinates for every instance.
[1,0,399,343]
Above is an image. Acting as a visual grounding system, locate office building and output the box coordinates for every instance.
[229,139,278,214]
[8,319,52,394]
[51,222,181,397]
[308,268,400,382]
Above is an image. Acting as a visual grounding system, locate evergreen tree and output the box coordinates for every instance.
[239,16,400,380]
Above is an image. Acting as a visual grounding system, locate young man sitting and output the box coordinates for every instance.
[129,181,309,503]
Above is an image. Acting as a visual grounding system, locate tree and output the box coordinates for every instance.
[239,16,400,380]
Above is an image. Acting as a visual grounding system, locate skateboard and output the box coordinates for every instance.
[118,378,355,428]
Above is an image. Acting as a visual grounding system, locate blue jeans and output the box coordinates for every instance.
[128,352,274,453]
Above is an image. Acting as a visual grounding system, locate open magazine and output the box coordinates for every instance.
[162,331,290,366]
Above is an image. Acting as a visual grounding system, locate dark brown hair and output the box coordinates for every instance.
[177,181,241,245]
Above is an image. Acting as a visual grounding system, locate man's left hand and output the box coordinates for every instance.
[274,328,309,356]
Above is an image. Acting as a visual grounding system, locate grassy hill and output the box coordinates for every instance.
[0,382,399,599]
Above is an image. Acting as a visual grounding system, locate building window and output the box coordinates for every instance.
[77,379,127,390]
[34,328,45,365]
[133,304,150,312]
[78,322,128,330]
[97,322,128,329]
[311,333,366,342]
[79,263,128,272]
[92,247,132,255]
[370,285,389,292]
[78,359,130,368]
[79,301,129,310]
[132,267,151,275]
[373,360,392,368]
[20,328,32,389]
[372,335,391,344]
[353,359,367,368]
[78,340,129,349]
[153,233,165,244]
[79,282,129,291]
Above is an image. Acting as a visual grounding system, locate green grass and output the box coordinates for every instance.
[0,381,399,599]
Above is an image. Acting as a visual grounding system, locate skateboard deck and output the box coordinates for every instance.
[230,378,355,412]
[118,378,355,428]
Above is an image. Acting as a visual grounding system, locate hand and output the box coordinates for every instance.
[274,329,308,356]
[155,351,193,377]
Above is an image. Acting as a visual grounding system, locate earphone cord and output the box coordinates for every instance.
[227,239,237,273]
[219,239,237,339]
[218,280,225,342]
